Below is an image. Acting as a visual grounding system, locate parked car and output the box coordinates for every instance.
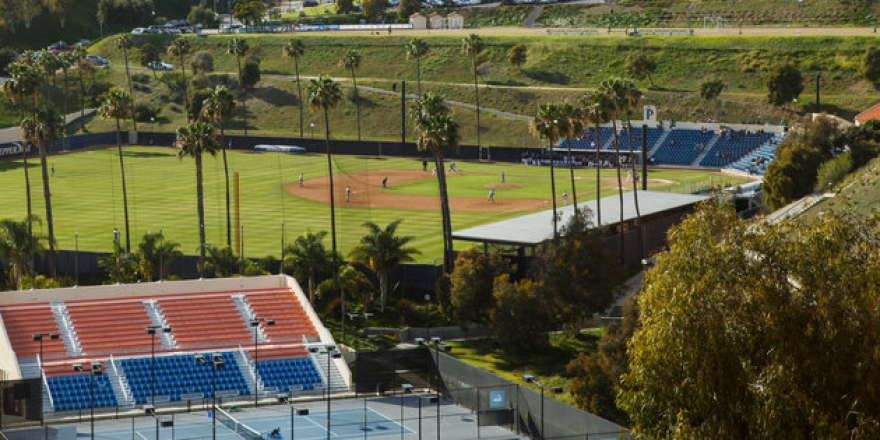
[131,28,148,34]
[86,55,110,68]
[146,61,173,71]
[146,25,163,34]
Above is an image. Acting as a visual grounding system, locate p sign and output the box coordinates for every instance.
[643,105,657,121]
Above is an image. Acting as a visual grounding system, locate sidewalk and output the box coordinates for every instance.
[0,109,95,144]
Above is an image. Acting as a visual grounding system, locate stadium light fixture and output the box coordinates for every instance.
[249,317,275,408]
[73,362,103,440]
[195,353,224,440]
[33,333,59,429]
[146,325,171,440]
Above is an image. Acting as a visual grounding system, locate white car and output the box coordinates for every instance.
[86,55,110,68]
[147,61,173,71]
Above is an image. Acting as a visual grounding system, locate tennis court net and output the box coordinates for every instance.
[215,406,262,440]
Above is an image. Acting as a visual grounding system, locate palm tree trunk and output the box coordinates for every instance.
[77,63,86,132]
[416,56,421,96]
[352,68,361,141]
[38,144,56,278]
[220,124,231,247]
[22,148,32,228]
[549,143,558,242]
[116,118,131,251]
[295,57,303,139]
[472,54,481,159]
[625,119,643,259]
[196,153,206,278]
[180,53,188,121]
[594,122,602,225]
[237,57,248,137]
[122,48,137,131]
[435,155,454,272]
[566,137,578,214]
[379,271,389,311]
[62,68,69,149]
[308,269,316,303]
[612,120,624,264]
[324,110,337,256]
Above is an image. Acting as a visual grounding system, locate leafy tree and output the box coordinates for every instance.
[508,43,527,69]
[307,76,343,258]
[762,141,825,210]
[21,106,63,278]
[699,77,725,120]
[462,34,485,158]
[814,151,852,191]
[841,119,880,168]
[203,245,239,278]
[530,210,624,332]
[766,63,804,106]
[187,88,212,122]
[397,0,420,21]
[625,52,657,87]
[283,39,306,138]
[191,50,214,75]
[409,92,459,272]
[116,35,137,131]
[578,90,613,226]
[97,0,154,32]
[529,102,563,241]
[241,59,261,89]
[167,37,192,118]
[187,5,218,28]
[567,295,638,426]
[337,0,354,15]
[491,275,554,354]
[201,85,236,247]
[175,120,221,277]
[138,43,160,78]
[227,38,250,135]
[620,202,880,438]
[406,38,429,96]
[339,49,362,141]
[283,230,334,303]
[860,45,880,82]
[97,88,134,251]
[348,220,420,311]
[0,216,46,290]
[98,243,139,284]
[449,248,512,326]
[362,0,389,22]
[232,0,267,27]
[136,231,182,282]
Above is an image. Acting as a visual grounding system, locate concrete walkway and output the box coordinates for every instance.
[0,109,95,144]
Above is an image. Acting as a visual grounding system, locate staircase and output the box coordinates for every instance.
[691,136,720,166]
[107,357,135,407]
[143,300,176,349]
[234,347,260,399]
[310,351,346,394]
[50,302,80,356]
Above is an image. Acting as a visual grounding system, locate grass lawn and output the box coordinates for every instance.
[0,146,748,262]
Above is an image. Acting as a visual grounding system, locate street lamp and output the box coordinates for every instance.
[310,122,315,139]
[33,333,59,428]
[195,354,225,440]
[73,362,103,440]
[249,317,275,407]
[146,325,171,440]
[522,374,562,440]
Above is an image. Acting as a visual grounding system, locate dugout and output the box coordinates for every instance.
[452,190,709,266]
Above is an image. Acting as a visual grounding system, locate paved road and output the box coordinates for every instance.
[0,109,94,144]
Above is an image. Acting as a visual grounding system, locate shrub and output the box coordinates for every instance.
[131,72,150,83]
[132,100,159,123]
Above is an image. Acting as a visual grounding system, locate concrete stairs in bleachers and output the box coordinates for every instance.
[650,129,672,156]
[691,136,719,166]
[311,351,346,394]
[143,300,175,349]
[106,358,135,407]
[50,302,80,356]
[234,348,260,398]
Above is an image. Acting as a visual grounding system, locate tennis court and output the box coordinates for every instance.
[61,393,526,439]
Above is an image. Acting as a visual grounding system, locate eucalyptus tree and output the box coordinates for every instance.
[462,33,484,158]
[20,106,64,278]
[175,121,221,278]
[405,38,429,96]
[339,49,362,141]
[529,102,563,242]
[98,88,134,251]
[307,75,343,256]
[201,85,237,247]
[116,35,137,130]
[227,38,250,135]
[283,39,306,138]
[409,92,460,272]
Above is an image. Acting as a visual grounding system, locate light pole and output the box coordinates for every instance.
[113,228,121,283]
[33,333,59,430]
[146,325,171,440]
[319,344,339,440]
[522,374,562,440]
[196,354,224,440]
[310,122,314,139]
[249,317,274,407]
[73,362,103,440]
[74,232,79,286]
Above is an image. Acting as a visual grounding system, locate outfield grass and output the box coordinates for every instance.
[0,146,748,263]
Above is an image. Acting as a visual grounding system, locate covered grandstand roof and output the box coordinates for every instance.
[452,190,709,247]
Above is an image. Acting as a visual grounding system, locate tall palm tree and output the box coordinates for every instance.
[282,230,332,303]
[0,216,46,290]
[620,80,644,258]
[579,90,612,227]
[409,92,460,272]
[136,231,182,282]
[339,49,362,141]
[7,61,41,233]
[37,50,61,104]
[168,37,192,119]
[529,102,563,242]
[558,101,584,213]
[227,38,250,136]
[98,88,134,252]
[462,33,484,159]
[307,75,343,257]
[116,35,137,131]
[600,77,629,262]
[175,121,221,278]
[348,220,420,311]
[59,52,73,142]
[283,39,306,138]
[71,45,89,133]
[406,38,429,96]
[21,106,63,278]
[201,85,237,248]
